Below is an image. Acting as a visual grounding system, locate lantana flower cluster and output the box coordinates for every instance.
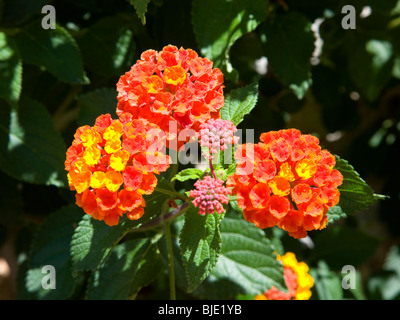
[227,129,343,239]
[197,118,239,160]
[116,45,224,150]
[189,176,231,215]
[65,114,170,226]
[255,252,314,300]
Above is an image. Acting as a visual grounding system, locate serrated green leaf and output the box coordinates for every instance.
[261,12,315,99]
[13,20,88,84]
[70,177,174,272]
[335,155,378,214]
[130,0,151,25]
[0,96,67,187]
[171,168,204,182]
[77,14,136,77]
[193,217,285,299]
[77,87,118,126]
[179,205,224,292]
[0,32,22,106]
[220,82,259,126]
[24,205,83,299]
[192,0,268,72]
[86,238,162,299]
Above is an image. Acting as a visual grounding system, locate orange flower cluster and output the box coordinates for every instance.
[227,129,343,239]
[65,114,171,226]
[255,252,314,300]
[116,45,224,150]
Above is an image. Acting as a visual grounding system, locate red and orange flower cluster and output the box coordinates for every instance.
[255,252,314,300]
[116,45,224,150]
[227,129,343,239]
[65,114,170,226]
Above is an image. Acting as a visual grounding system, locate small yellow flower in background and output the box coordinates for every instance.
[255,252,314,300]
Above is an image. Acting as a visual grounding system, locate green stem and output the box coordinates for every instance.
[157,163,182,300]
[129,202,188,232]
[209,157,217,179]
[164,219,176,300]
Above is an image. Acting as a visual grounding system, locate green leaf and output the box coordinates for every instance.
[86,238,162,299]
[171,168,204,182]
[0,32,22,106]
[192,0,268,71]
[261,12,315,99]
[70,177,174,272]
[13,20,89,84]
[130,0,151,25]
[335,155,378,214]
[24,205,83,299]
[77,14,136,77]
[348,37,394,102]
[179,205,224,292]
[220,82,259,126]
[193,217,285,299]
[310,260,343,300]
[0,96,67,187]
[77,87,118,126]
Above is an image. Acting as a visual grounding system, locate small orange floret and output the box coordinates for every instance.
[253,159,276,183]
[127,206,145,220]
[229,128,342,239]
[117,189,144,211]
[268,195,290,219]
[142,75,164,93]
[269,177,291,197]
[163,65,187,86]
[291,183,312,204]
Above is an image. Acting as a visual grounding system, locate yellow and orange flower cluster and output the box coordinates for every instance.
[227,129,343,239]
[255,252,314,300]
[65,114,171,226]
[116,45,224,150]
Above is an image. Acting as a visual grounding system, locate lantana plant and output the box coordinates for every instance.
[64,45,385,300]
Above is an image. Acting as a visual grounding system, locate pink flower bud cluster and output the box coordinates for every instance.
[189,176,231,215]
[197,119,239,159]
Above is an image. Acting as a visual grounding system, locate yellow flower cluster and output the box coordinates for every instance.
[278,252,314,300]
[255,251,314,300]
